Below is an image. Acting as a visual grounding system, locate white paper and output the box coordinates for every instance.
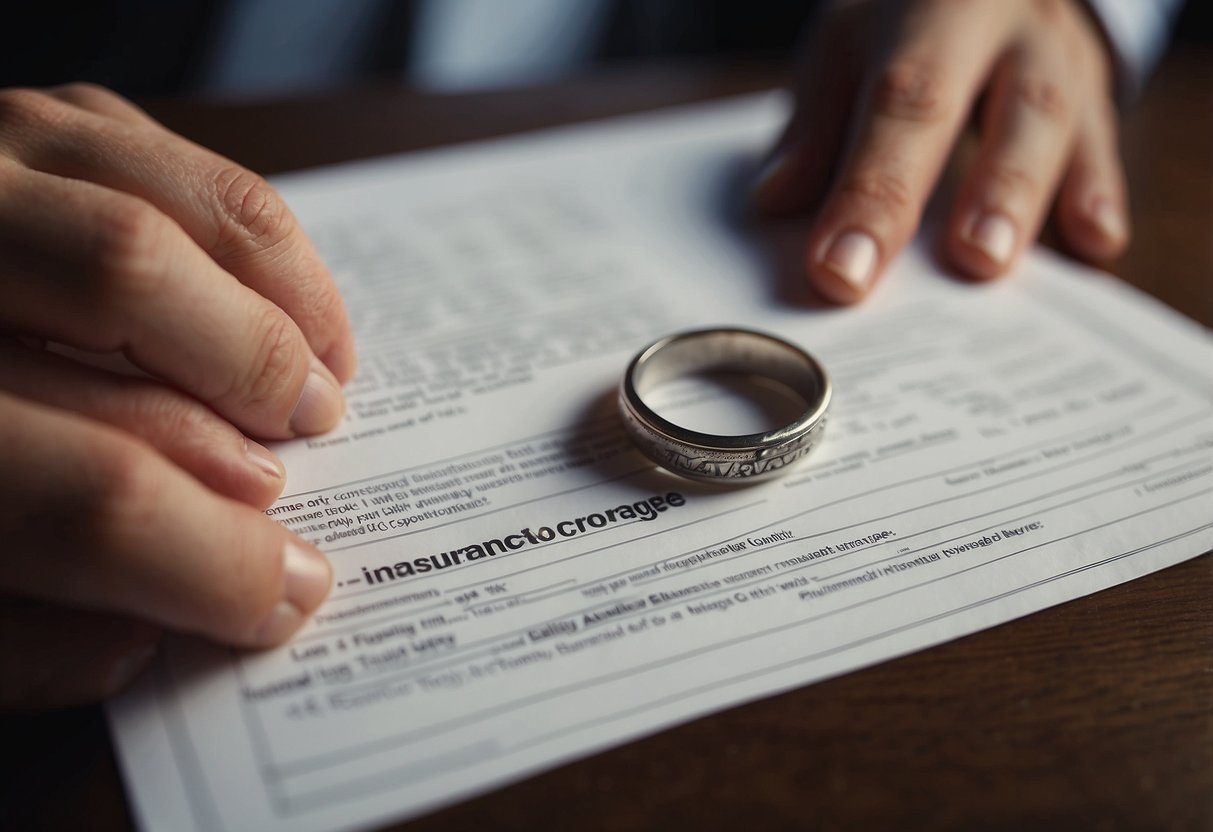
[108,94,1213,832]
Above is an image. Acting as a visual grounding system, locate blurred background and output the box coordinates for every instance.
[1,0,1210,100]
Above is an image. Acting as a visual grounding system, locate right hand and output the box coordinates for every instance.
[755,0,1128,302]
[0,84,357,708]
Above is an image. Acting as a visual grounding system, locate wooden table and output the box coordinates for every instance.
[3,46,1209,832]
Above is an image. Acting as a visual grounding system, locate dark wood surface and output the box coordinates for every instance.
[3,47,1210,832]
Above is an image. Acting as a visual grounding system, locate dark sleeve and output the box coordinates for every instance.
[0,0,224,97]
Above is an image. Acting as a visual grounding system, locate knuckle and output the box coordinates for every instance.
[49,82,122,111]
[128,384,226,442]
[1032,0,1065,23]
[212,165,295,253]
[838,170,915,215]
[1011,75,1069,124]
[0,88,71,133]
[88,439,162,553]
[297,270,347,334]
[230,308,303,411]
[875,61,954,124]
[89,198,170,303]
[983,165,1040,204]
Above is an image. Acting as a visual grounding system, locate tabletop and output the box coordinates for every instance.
[2,46,1209,832]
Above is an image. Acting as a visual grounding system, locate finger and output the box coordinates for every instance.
[805,2,1017,302]
[1054,97,1130,262]
[946,38,1081,279]
[44,82,156,126]
[753,4,865,216]
[0,598,159,710]
[0,88,356,382]
[0,340,286,509]
[0,392,333,648]
[0,164,345,439]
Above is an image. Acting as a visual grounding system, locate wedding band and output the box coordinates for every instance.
[619,328,830,483]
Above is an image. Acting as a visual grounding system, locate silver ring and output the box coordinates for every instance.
[619,328,830,483]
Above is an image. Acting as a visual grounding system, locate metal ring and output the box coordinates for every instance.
[619,327,830,483]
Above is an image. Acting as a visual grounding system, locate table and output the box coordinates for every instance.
[3,46,1209,832]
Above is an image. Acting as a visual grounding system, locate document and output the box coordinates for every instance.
[108,95,1213,832]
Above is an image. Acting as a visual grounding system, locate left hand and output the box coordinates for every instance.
[0,84,355,707]
[756,0,1129,302]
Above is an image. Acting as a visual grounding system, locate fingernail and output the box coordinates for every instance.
[283,540,332,612]
[244,438,284,481]
[289,358,345,435]
[820,231,878,291]
[965,212,1016,266]
[251,541,331,645]
[1091,199,1126,242]
[106,643,157,694]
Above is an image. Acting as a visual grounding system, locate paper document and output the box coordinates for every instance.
[108,95,1213,832]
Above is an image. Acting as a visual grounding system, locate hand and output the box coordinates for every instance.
[0,84,357,708]
[756,0,1129,302]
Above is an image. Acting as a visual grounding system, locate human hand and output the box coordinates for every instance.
[756,0,1129,302]
[0,84,356,708]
